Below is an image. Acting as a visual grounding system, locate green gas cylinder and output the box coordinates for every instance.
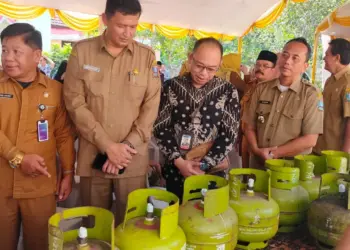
[308,173,350,249]
[266,159,310,233]
[294,155,327,201]
[229,168,279,250]
[49,207,115,250]
[179,175,238,250]
[115,188,186,250]
[322,150,350,174]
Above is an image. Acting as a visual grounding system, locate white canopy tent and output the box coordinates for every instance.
[312,1,350,81]
[2,0,289,37]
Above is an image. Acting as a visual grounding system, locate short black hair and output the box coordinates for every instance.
[157,61,162,66]
[329,38,350,65]
[285,37,312,62]
[105,0,142,19]
[193,37,223,56]
[1,23,42,50]
[54,60,68,84]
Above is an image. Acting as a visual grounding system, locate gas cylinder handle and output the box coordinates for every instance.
[122,189,180,240]
[229,168,272,200]
[182,175,229,218]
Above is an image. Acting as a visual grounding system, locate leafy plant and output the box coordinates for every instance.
[135,0,345,84]
[44,43,72,77]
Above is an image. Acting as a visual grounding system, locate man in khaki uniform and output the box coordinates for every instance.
[244,38,323,169]
[64,0,161,224]
[0,23,75,250]
[240,50,278,169]
[314,38,350,154]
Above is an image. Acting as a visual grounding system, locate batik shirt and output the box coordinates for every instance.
[154,74,240,170]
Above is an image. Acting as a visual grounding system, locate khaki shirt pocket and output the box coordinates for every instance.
[282,108,303,137]
[331,90,341,112]
[255,104,271,132]
[125,73,148,103]
[81,70,105,97]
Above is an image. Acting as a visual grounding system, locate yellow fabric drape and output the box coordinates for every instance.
[0,2,47,19]
[155,25,190,39]
[242,0,306,36]
[136,22,235,41]
[0,0,305,38]
[56,10,99,31]
[311,3,350,82]
[0,1,99,31]
[137,22,154,32]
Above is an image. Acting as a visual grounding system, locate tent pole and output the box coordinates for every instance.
[238,37,243,54]
[98,15,105,35]
[311,32,320,83]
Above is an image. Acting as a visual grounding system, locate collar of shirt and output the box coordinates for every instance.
[271,77,302,93]
[0,70,48,88]
[184,73,216,90]
[334,65,350,81]
[98,32,134,55]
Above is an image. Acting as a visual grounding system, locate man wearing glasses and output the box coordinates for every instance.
[240,50,278,169]
[154,37,240,200]
[243,38,323,169]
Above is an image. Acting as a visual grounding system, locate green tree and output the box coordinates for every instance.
[224,0,346,84]
[136,29,196,77]
[135,0,346,82]
[44,43,72,77]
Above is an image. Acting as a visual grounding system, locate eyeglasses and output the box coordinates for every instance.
[191,57,219,75]
[255,63,274,69]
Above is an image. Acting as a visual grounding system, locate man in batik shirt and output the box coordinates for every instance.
[154,38,240,200]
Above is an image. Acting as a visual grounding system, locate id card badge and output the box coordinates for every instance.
[37,120,49,142]
[179,131,193,151]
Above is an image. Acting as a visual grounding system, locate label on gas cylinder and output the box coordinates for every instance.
[216,244,225,250]
[186,244,195,250]
[186,244,225,250]
[239,226,270,235]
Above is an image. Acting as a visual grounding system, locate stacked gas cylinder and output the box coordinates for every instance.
[48,150,350,250]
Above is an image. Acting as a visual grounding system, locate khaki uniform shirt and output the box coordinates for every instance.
[241,79,259,119]
[243,78,323,152]
[0,72,75,199]
[64,35,161,178]
[314,65,350,154]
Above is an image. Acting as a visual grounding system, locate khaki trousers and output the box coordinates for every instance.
[0,194,56,250]
[80,176,146,226]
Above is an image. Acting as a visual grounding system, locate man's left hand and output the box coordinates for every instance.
[57,174,73,201]
[257,146,277,160]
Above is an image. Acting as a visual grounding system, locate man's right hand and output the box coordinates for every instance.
[106,143,137,168]
[253,147,277,161]
[20,154,51,178]
[240,64,249,75]
[174,157,204,178]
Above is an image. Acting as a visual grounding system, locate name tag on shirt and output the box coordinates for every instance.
[37,120,49,142]
[83,64,100,73]
[0,93,13,99]
[259,100,271,105]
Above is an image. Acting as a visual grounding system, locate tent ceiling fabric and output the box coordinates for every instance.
[312,2,350,82]
[5,0,281,36]
[318,2,350,38]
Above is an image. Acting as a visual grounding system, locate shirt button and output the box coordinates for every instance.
[277,110,280,113]
[280,95,284,98]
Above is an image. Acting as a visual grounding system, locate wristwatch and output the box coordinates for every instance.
[199,162,209,171]
[122,140,135,149]
[9,152,24,169]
